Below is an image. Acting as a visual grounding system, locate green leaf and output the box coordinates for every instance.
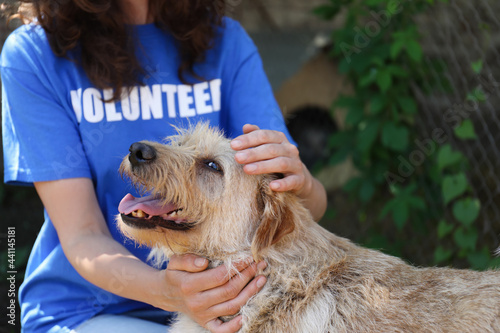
[387,65,409,78]
[437,144,464,171]
[452,198,480,226]
[454,119,477,140]
[488,257,500,269]
[453,227,478,251]
[466,87,487,103]
[312,4,340,20]
[345,104,365,126]
[437,220,454,239]
[370,95,387,114]
[407,195,426,210]
[397,96,418,114]
[338,57,351,74]
[328,146,351,165]
[336,96,365,127]
[334,96,359,109]
[366,0,386,5]
[381,123,409,152]
[359,69,377,87]
[376,69,392,93]
[380,199,395,219]
[406,40,423,62]
[392,26,418,40]
[434,246,453,264]
[392,201,409,230]
[390,39,406,59]
[380,189,414,230]
[402,182,418,195]
[359,179,375,203]
[369,44,392,63]
[324,207,337,221]
[467,247,491,271]
[471,60,483,75]
[442,172,468,205]
[328,130,352,148]
[343,177,362,193]
[356,119,380,152]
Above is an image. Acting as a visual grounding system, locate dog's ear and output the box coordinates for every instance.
[251,175,297,260]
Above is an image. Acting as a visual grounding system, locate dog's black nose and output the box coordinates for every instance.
[129,142,156,166]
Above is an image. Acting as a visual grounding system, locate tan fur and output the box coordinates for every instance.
[118,123,500,333]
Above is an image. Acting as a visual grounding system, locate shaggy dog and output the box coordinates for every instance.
[117,124,500,333]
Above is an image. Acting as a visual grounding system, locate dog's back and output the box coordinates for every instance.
[242,222,500,332]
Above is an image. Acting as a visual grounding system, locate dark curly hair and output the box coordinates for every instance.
[13,0,226,100]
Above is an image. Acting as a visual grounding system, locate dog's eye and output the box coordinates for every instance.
[205,160,223,173]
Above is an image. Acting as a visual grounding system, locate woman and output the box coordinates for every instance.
[1,1,327,332]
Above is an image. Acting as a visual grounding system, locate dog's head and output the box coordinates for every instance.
[117,123,310,261]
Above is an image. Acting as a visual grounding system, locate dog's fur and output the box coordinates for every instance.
[118,124,500,333]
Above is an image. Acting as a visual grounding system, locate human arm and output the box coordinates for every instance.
[34,177,266,332]
[231,124,327,221]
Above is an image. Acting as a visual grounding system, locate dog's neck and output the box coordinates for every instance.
[202,221,350,279]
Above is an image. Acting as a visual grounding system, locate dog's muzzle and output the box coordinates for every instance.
[129,142,156,166]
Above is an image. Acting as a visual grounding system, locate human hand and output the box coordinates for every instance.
[231,124,310,195]
[157,254,267,333]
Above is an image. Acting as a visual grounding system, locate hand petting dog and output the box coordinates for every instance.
[231,124,327,221]
[157,254,267,333]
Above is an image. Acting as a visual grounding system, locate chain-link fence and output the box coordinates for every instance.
[414,0,500,250]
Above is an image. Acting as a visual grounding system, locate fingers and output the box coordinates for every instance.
[173,258,255,299]
[269,174,305,192]
[205,315,243,333]
[207,269,267,318]
[232,125,299,175]
[204,269,267,332]
[198,259,256,291]
[231,125,288,151]
[231,124,311,193]
[169,258,267,332]
[167,254,209,273]
[242,123,259,134]
[163,254,268,333]
[234,140,298,164]
[235,144,300,173]
[202,261,267,311]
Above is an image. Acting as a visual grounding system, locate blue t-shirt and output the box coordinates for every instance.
[1,18,294,333]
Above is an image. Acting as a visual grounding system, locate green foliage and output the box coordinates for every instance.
[441,172,468,205]
[315,0,495,269]
[380,182,425,230]
[454,119,477,140]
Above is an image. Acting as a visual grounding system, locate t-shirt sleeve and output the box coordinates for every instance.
[1,29,91,186]
[221,20,296,145]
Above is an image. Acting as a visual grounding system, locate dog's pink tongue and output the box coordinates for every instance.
[118,194,176,216]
